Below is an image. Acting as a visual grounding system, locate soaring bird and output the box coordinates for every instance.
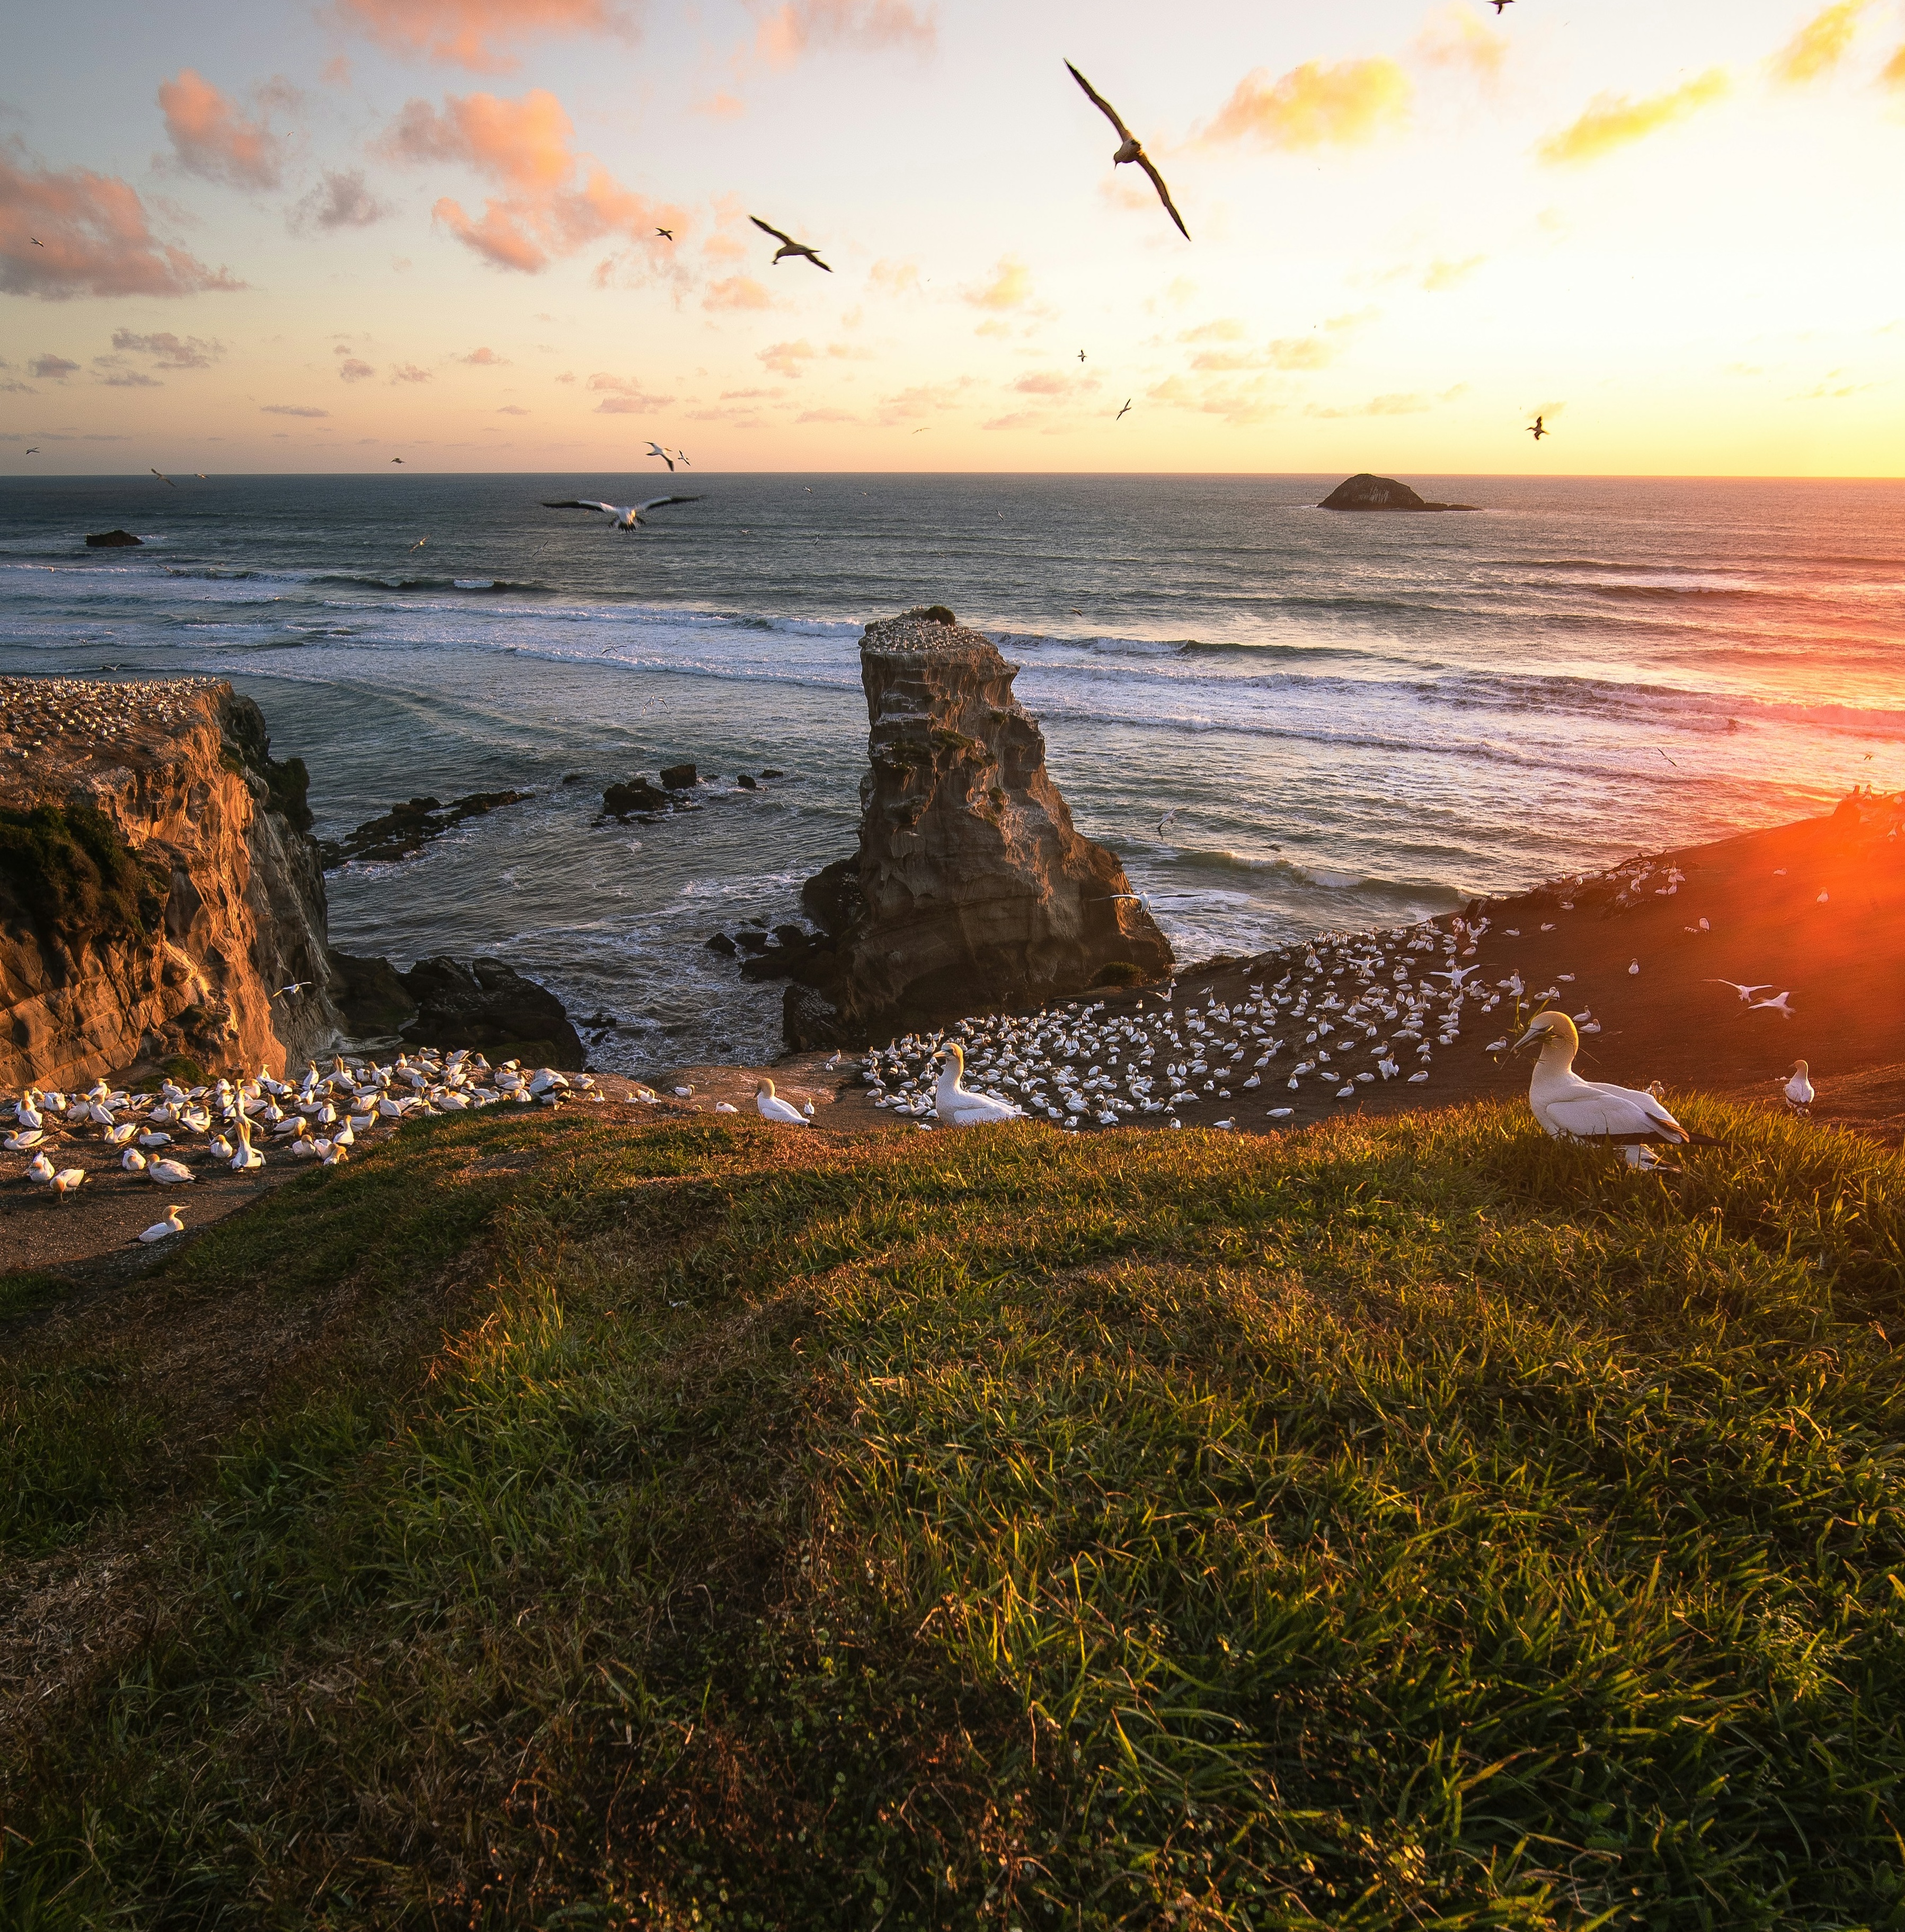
[1117,400,1131,420]
[24,447,38,455]
[1705,979,1774,1003]
[409,537,427,553]
[645,441,685,472]
[1491,0,1513,11]
[656,227,675,240]
[755,1077,810,1125]
[1526,415,1548,440]
[152,467,178,486]
[392,457,404,464]
[750,216,831,271]
[541,494,701,530]
[30,236,45,246]
[935,1044,1026,1127]
[1078,349,1087,362]
[1513,1012,1718,1163]
[1064,61,1191,241]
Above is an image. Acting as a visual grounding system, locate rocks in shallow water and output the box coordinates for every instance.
[704,932,739,957]
[85,529,143,547]
[320,790,530,870]
[737,773,757,790]
[398,955,585,1069]
[327,948,418,1039]
[659,762,698,791]
[782,610,1172,1047]
[603,777,670,817]
[1318,473,1477,512]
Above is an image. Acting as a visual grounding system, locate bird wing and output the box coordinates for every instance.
[810,254,834,272]
[750,216,794,246]
[1136,154,1191,239]
[1065,61,1135,142]
[1544,1086,1687,1142]
[635,494,702,512]
[541,500,616,513]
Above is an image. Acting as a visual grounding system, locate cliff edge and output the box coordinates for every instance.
[785,610,1172,1047]
[0,675,341,1088]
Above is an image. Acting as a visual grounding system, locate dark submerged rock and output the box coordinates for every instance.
[659,762,698,791]
[85,529,143,548]
[603,777,669,817]
[397,955,585,1069]
[320,789,531,870]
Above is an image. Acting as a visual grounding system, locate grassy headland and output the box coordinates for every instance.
[3,1100,1903,1928]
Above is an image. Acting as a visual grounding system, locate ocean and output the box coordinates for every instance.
[3,471,1901,1076]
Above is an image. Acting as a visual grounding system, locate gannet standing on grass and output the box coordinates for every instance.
[936,1044,1026,1127]
[755,1078,810,1125]
[1784,1060,1815,1111]
[1513,1011,1719,1165]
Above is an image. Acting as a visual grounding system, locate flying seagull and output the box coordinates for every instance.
[1526,414,1548,440]
[1117,400,1131,420]
[646,441,678,472]
[656,227,674,240]
[541,494,701,530]
[750,216,831,272]
[152,467,177,487]
[1064,61,1191,241]
[1078,349,1087,362]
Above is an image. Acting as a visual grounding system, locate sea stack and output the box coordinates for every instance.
[0,675,340,1088]
[785,609,1172,1048]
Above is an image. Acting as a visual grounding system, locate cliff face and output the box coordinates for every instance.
[786,612,1172,1047]
[0,675,341,1089]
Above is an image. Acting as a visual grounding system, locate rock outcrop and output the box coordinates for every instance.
[0,675,341,1089]
[1318,474,1477,512]
[85,530,143,548]
[395,955,585,1069]
[318,788,531,870]
[783,610,1171,1047]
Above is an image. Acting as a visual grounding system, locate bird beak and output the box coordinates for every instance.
[1509,1027,1543,1055]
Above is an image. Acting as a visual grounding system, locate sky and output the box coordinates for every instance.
[2,0,1902,475]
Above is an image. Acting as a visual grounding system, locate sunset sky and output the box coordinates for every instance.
[3,0,1901,474]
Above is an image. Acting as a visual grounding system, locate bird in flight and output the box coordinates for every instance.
[750,216,831,271]
[1491,0,1513,11]
[542,494,701,530]
[30,236,45,246]
[24,447,38,455]
[152,467,177,487]
[1157,805,1184,836]
[409,537,427,553]
[655,227,674,240]
[392,456,404,464]
[1065,61,1190,241]
[1078,350,1087,362]
[1705,979,1774,1003]
[275,980,314,999]
[1117,399,1131,420]
[1526,414,1549,440]
[645,440,692,471]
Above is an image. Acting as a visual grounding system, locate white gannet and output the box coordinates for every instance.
[148,1156,194,1184]
[935,1045,1025,1127]
[540,494,701,531]
[749,216,831,271]
[138,1206,185,1243]
[645,441,679,471]
[27,1152,56,1184]
[1706,980,1774,1003]
[1513,1012,1717,1160]
[51,1167,86,1201]
[1064,61,1191,241]
[755,1078,810,1126]
[1749,991,1795,1018]
[1784,1060,1815,1109]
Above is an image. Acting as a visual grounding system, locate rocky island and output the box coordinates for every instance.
[1319,473,1478,512]
[781,608,1172,1047]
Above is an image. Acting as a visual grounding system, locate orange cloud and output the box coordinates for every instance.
[870,258,919,294]
[964,255,1031,310]
[1202,58,1412,150]
[1413,4,1508,84]
[1770,1,1869,83]
[1537,69,1730,164]
[757,338,817,376]
[0,148,242,300]
[1421,254,1485,290]
[157,70,289,189]
[1886,41,1905,85]
[381,89,684,272]
[462,345,509,363]
[703,274,772,310]
[335,0,633,73]
[755,0,933,68]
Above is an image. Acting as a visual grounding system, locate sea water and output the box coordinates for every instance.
[3,472,1901,1075]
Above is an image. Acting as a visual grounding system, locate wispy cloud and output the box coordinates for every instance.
[1201,59,1412,151]
[1421,254,1485,290]
[112,329,224,368]
[157,70,292,190]
[964,254,1032,311]
[1537,69,1730,164]
[336,348,376,380]
[1412,4,1509,84]
[0,147,242,299]
[461,345,509,363]
[703,274,771,310]
[334,0,634,74]
[262,403,329,416]
[754,0,934,68]
[291,168,391,232]
[1769,0,1870,84]
[390,363,433,382]
[30,353,80,378]
[588,371,672,411]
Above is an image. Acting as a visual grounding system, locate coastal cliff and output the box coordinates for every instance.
[0,675,340,1088]
[785,610,1172,1047]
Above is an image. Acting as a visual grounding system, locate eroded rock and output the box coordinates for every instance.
[1318,473,1478,512]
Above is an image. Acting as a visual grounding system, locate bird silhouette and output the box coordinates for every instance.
[1491,0,1513,11]
[1078,349,1087,362]
[392,456,404,464]
[1526,414,1548,440]
[542,493,701,530]
[656,227,674,240]
[1117,400,1131,420]
[29,236,45,246]
[1065,61,1190,241]
[152,467,178,487]
[750,216,831,271]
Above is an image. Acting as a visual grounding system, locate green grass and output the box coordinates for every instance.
[2,1098,1903,1929]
